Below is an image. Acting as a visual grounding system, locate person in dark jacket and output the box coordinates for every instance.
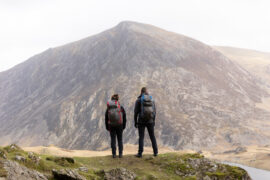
[105,94,126,158]
[134,87,158,158]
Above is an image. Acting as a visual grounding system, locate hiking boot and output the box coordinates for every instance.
[154,153,158,157]
[135,153,142,158]
[112,154,116,158]
[119,154,123,158]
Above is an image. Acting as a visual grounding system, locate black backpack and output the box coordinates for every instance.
[107,100,123,127]
[140,94,154,122]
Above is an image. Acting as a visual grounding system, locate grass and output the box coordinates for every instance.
[0,145,250,180]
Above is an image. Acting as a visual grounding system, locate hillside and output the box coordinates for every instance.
[0,21,270,150]
[214,46,270,89]
[214,46,270,112]
[0,145,251,180]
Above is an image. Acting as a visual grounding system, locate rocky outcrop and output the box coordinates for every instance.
[223,146,247,154]
[52,169,86,180]
[2,160,47,180]
[105,168,136,180]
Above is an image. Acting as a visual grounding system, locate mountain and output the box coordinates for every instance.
[214,46,270,88]
[214,46,270,112]
[0,21,270,150]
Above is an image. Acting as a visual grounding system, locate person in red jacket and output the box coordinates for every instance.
[105,94,126,158]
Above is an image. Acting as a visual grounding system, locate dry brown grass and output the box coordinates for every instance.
[22,144,174,157]
[203,145,270,171]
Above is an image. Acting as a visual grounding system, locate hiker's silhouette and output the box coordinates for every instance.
[134,87,158,157]
[105,94,126,158]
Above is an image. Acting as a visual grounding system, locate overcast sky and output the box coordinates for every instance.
[0,0,269,72]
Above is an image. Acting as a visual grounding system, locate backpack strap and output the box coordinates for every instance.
[116,101,122,125]
[140,94,145,115]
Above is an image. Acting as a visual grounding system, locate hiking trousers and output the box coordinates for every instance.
[138,123,158,154]
[110,127,123,155]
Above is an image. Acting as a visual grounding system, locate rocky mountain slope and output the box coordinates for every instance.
[0,21,270,150]
[215,46,270,114]
[0,144,252,180]
[214,46,270,89]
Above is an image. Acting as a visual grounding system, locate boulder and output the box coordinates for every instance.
[105,168,136,180]
[14,155,26,162]
[28,152,41,164]
[78,167,88,172]
[3,160,47,180]
[223,146,247,154]
[52,169,86,180]
[0,150,7,159]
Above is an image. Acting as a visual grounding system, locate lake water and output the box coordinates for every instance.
[223,162,270,180]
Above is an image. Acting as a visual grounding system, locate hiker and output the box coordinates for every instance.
[134,87,158,157]
[105,94,126,158]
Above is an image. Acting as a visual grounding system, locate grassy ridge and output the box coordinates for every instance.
[0,145,249,180]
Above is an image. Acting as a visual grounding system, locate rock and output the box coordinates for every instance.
[223,146,247,154]
[78,167,88,172]
[0,150,7,159]
[3,160,47,180]
[175,170,184,176]
[203,175,211,180]
[60,157,75,164]
[46,157,75,166]
[28,152,41,164]
[208,164,218,172]
[235,146,247,154]
[105,168,136,180]
[14,155,26,162]
[52,169,86,180]
[27,152,34,158]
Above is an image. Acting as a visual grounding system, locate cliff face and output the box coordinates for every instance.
[0,21,270,150]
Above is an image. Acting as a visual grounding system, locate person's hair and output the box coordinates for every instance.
[141,87,148,95]
[111,94,119,101]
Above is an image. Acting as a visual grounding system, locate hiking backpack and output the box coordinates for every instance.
[107,100,123,127]
[140,94,154,122]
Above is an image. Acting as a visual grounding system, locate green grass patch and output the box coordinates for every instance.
[205,171,226,178]
[225,165,248,180]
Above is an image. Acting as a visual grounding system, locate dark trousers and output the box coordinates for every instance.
[138,123,158,154]
[110,127,123,155]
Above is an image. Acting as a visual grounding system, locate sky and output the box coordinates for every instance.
[0,0,269,72]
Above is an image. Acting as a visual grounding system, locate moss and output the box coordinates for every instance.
[225,165,247,180]
[78,170,104,180]
[46,156,76,167]
[183,176,197,180]
[205,171,226,178]
[3,144,22,153]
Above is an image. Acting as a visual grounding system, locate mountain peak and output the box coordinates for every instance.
[113,21,160,34]
[116,21,147,29]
